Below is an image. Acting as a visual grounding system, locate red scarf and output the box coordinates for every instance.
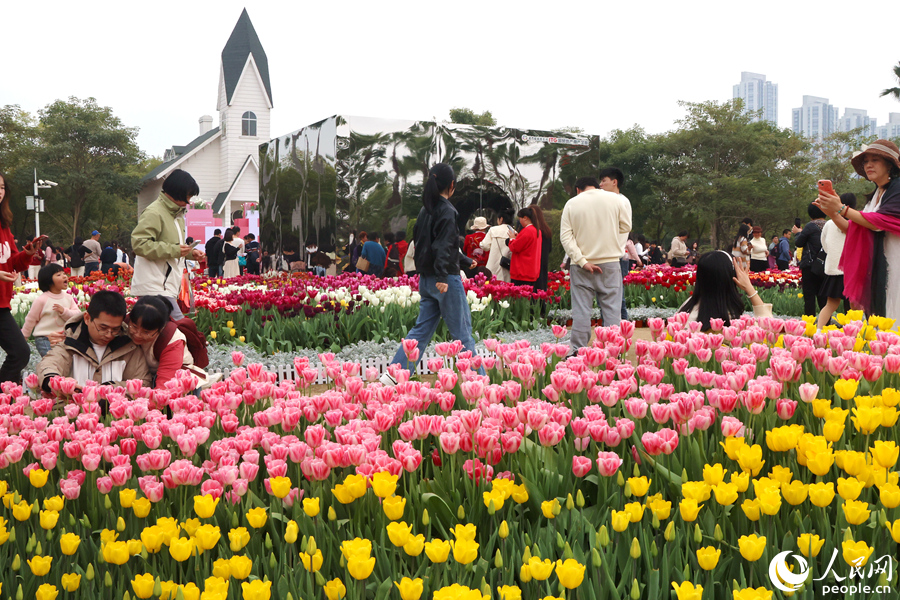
[840,212,900,311]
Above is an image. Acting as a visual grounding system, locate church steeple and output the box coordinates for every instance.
[220,8,273,107]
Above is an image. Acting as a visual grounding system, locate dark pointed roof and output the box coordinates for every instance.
[222,9,272,106]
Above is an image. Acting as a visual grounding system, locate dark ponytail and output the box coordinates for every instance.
[423,163,455,211]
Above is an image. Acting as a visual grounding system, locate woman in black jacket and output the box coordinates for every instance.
[382,163,480,382]
[530,205,553,292]
[794,202,827,317]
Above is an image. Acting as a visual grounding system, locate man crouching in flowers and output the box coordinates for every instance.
[36,290,150,396]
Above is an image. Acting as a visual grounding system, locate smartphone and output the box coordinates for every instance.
[189,240,200,248]
[817,180,834,194]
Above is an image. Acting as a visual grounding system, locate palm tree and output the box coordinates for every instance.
[880,62,900,100]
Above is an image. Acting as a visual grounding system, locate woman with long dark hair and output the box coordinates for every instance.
[794,202,828,317]
[0,171,46,382]
[383,163,480,383]
[678,251,771,330]
[222,229,240,278]
[529,205,553,292]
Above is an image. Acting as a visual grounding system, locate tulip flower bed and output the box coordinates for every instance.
[2,312,900,599]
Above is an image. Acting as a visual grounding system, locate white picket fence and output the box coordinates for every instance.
[267,349,493,385]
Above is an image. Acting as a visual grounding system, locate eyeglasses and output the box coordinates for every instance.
[90,320,122,336]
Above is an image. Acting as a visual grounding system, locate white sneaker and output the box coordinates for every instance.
[379,372,397,387]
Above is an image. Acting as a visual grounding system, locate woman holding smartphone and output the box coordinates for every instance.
[0,171,46,382]
[480,210,515,282]
[815,139,900,319]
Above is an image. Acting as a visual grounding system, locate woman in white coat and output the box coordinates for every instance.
[480,209,515,282]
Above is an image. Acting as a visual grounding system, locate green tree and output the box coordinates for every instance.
[449,108,496,126]
[657,99,812,248]
[811,128,876,200]
[880,61,900,100]
[0,105,39,240]
[35,97,143,244]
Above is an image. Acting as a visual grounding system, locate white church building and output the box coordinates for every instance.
[138,9,271,223]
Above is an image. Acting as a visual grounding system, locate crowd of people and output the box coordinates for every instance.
[0,138,898,388]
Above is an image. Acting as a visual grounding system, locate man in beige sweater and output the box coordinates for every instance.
[560,176,632,352]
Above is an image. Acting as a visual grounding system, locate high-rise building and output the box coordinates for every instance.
[877,113,900,140]
[732,72,778,124]
[792,96,839,142]
[839,108,878,137]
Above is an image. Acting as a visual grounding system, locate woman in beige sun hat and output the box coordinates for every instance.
[814,139,900,318]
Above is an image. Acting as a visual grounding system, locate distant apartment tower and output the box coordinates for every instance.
[839,108,878,137]
[877,113,900,139]
[733,72,778,124]
[792,96,839,142]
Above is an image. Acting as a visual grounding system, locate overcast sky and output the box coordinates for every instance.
[4,0,898,158]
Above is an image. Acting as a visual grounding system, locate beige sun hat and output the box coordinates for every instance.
[851,139,900,179]
[471,216,489,231]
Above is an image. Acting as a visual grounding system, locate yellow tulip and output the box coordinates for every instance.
[696,546,720,570]
[483,489,506,510]
[527,557,555,580]
[837,477,865,501]
[404,533,425,556]
[269,476,292,499]
[229,328,236,337]
[12,500,32,521]
[28,554,53,576]
[230,554,253,579]
[839,450,866,476]
[61,573,81,593]
[302,497,320,518]
[127,539,143,556]
[371,471,398,498]
[681,481,712,502]
[624,502,645,523]
[168,537,194,562]
[758,489,782,516]
[797,533,825,558]
[732,588,775,600]
[228,527,250,552]
[555,558,585,589]
[204,577,228,598]
[131,573,155,599]
[424,538,451,563]
[497,585,522,600]
[140,526,165,554]
[808,482,835,507]
[736,444,765,476]
[240,580,272,600]
[332,484,355,504]
[35,584,58,600]
[712,482,738,506]
[210,331,217,339]
[194,494,220,519]
[245,507,267,528]
[720,436,746,461]
[738,534,767,562]
[43,496,63,512]
[119,489,137,508]
[59,532,80,556]
[511,483,529,503]
[344,475,367,500]
[880,484,900,509]
[611,509,630,531]
[181,518,201,537]
[284,520,299,544]
[823,421,845,442]
[39,510,59,530]
[671,581,703,600]
[730,471,750,492]
[194,524,221,550]
[347,555,376,579]
[28,468,49,488]
[132,498,151,518]
[324,578,347,600]
[842,540,874,567]
[648,497,672,520]
[834,378,859,400]
[627,476,651,497]
[212,558,231,579]
[872,441,900,468]
[386,521,412,547]
[842,499,871,525]
[451,538,479,564]
[851,406,882,434]
[394,577,424,600]
[781,481,808,506]
[102,540,130,565]
[450,523,477,541]
[383,495,406,520]
[541,498,560,518]
[806,450,835,476]
[769,465,793,485]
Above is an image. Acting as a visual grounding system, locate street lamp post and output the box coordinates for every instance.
[31,170,57,238]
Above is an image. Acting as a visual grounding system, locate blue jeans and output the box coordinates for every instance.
[34,336,52,357]
[389,274,479,371]
[620,258,630,320]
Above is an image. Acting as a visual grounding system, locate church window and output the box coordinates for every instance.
[242,111,257,137]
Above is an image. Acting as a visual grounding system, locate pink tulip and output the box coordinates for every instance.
[572,455,592,477]
[775,398,797,420]
[657,428,679,454]
[59,478,81,500]
[720,416,745,437]
[96,476,114,494]
[596,451,623,476]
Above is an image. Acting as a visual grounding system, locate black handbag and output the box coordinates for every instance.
[499,255,511,270]
[810,248,826,276]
